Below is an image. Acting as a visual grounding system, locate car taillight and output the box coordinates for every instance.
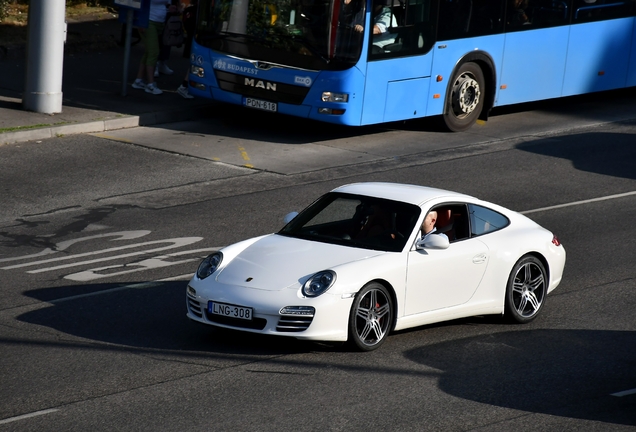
[552,235,561,246]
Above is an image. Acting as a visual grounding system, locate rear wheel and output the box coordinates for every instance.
[348,282,393,351]
[505,255,548,323]
[443,62,485,132]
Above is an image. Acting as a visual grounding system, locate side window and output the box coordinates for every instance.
[468,204,510,236]
[506,0,570,31]
[573,0,635,23]
[369,0,437,59]
[430,204,470,243]
[438,0,505,41]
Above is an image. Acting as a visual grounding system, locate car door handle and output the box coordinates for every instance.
[472,253,487,264]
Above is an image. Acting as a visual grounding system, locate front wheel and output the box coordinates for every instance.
[505,255,548,323]
[442,62,485,132]
[348,282,393,351]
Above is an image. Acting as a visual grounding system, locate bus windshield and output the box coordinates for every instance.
[196,0,367,70]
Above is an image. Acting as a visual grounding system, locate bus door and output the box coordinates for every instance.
[360,0,437,125]
[562,2,635,96]
[498,1,570,106]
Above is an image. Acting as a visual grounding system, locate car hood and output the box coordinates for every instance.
[216,234,383,291]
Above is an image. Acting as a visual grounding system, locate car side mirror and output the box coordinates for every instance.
[416,234,450,250]
[283,212,299,224]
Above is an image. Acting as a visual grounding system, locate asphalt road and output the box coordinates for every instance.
[1,92,635,431]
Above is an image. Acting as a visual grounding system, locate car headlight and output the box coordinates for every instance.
[196,252,223,280]
[302,270,336,297]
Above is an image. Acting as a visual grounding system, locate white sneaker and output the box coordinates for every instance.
[177,85,194,99]
[145,82,163,95]
[131,79,146,89]
[158,62,174,75]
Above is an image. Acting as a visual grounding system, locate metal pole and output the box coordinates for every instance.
[23,0,66,114]
[121,9,134,96]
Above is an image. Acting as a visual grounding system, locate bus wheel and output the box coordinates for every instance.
[443,62,485,132]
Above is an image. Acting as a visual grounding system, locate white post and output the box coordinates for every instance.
[23,0,67,114]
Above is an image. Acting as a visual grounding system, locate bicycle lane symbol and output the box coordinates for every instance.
[0,230,221,282]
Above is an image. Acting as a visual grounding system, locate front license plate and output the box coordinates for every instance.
[244,97,277,112]
[208,301,253,320]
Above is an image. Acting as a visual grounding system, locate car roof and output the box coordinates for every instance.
[332,182,475,206]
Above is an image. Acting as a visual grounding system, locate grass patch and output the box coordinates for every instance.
[0,122,70,134]
[0,4,113,46]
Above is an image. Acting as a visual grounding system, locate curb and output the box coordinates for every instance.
[0,104,218,146]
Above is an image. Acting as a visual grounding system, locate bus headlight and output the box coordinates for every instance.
[321,92,348,103]
[191,65,205,78]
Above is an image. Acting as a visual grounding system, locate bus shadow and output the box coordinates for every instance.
[515,128,636,181]
[405,329,636,426]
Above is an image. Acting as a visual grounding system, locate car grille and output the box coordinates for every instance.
[204,310,267,330]
[214,70,309,105]
[187,297,203,318]
[276,315,314,332]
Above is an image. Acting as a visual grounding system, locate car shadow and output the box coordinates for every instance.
[17,282,636,425]
[404,328,636,426]
[18,281,337,357]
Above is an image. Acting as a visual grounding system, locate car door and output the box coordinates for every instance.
[404,237,489,315]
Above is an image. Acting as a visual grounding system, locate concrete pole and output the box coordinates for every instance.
[23,0,67,114]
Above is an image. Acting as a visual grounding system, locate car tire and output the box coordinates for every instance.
[442,62,485,132]
[504,255,548,323]
[348,282,393,351]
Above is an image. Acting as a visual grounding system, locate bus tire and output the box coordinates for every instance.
[443,62,485,132]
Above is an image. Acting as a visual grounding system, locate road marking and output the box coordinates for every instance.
[0,409,59,425]
[238,145,254,168]
[0,231,151,264]
[2,236,198,270]
[51,273,194,304]
[3,237,202,273]
[521,191,636,215]
[64,247,219,281]
[611,388,636,397]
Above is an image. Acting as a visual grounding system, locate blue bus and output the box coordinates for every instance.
[187,0,636,131]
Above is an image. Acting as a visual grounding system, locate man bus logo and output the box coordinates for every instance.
[245,78,277,91]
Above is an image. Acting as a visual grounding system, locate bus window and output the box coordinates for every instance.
[368,0,437,58]
[437,0,505,40]
[506,0,569,30]
[573,0,635,23]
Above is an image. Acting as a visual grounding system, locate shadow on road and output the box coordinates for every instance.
[405,329,636,426]
[516,126,636,181]
[19,281,332,357]
[16,280,636,426]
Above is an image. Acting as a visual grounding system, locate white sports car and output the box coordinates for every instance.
[186,182,566,351]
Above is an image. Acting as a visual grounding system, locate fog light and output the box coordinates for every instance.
[317,107,345,115]
[191,65,205,78]
[190,81,206,91]
[187,285,197,297]
[321,92,348,102]
[280,306,315,316]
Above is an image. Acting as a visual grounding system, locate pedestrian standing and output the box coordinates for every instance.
[131,0,170,95]
[177,0,198,99]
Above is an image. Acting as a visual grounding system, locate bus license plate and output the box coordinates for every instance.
[208,301,253,320]
[244,97,277,112]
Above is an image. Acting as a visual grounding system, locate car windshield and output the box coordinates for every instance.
[279,192,421,252]
[196,0,366,70]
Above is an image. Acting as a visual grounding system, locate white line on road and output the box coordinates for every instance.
[0,409,59,425]
[521,191,636,215]
[51,274,194,304]
[611,388,636,397]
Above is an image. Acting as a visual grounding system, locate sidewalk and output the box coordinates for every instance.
[0,16,218,146]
